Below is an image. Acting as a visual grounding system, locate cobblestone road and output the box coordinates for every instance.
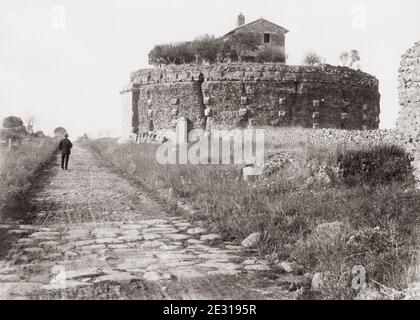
[0,145,296,299]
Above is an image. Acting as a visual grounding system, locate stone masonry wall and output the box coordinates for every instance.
[121,63,380,139]
[397,41,420,191]
[397,41,420,142]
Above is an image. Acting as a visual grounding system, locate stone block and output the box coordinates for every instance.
[204,96,211,106]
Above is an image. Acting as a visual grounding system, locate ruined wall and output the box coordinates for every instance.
[397,41,420,191]
[121,63,380,139]
[397,41,420,142]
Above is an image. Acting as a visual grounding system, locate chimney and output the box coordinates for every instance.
[237,13,245,27]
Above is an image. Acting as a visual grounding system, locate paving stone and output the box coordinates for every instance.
[17,238,34,245]
[94,272,140,283]
[143,234,162,240]
[143,228,178,234]
[140,240,166,249]
[95,238,124,245]
[225,245,243,250]
[160,245,182,251]
[187,239,203,244]
[198,253,239,260]
[158,252,197,261]
[174,222,192,228]
[18,225,40,231]
[117,258,159,270]
[141,219,169,226]
[73,240,95,247]
[200,234,221,241]
[244,264,271,271]
[8,230,29,235]
[196,262,241,270]
[30,232,60,238]
[187,227,207,235]
[207,270,242,276]
[164,234,191,241]
[64,268,106,280]
[161,261,198,268]
[42,280,91,290]
[0,274,21,282]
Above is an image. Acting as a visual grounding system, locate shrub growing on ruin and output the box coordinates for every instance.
[339,51,350,66]
[148,42,195,66]
[191,35,223,64]
[339,50,361,69]
[302,51,323,66]
[349,49,361,69]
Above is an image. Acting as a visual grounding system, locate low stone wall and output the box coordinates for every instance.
[264,127,414,153]
[121,63,381,138]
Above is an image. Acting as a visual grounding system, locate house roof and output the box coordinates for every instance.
[222,18,289,38]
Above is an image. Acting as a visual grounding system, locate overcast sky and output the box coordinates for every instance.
[1,0,419,138]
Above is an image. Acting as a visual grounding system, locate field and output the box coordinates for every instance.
[84,131,420,299]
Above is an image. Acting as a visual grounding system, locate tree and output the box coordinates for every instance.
[256,47,286,63]
[24,115,36,134]
[339,51,349,66]
[228,32,260,62]
[148,42,195,66]
[148,45,166,66]
[302,51,323,66]
[349,49,361,69]
[0,116,27,143]
[2,116,24,129]
[53,127,67,137]
[191,35,223,64]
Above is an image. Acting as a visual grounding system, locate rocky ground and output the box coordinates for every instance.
[0,145,307,300]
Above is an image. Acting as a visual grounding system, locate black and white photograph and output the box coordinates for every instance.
[0,0,420,305]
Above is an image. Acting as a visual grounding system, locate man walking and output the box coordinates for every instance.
[58,133,73,170]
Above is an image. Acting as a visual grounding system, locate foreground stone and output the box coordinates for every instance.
[241,233,261,248]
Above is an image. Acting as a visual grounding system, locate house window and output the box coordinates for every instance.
[264,33,271,43]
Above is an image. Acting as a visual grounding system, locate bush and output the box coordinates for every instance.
[191,35,223,64]
[338,145,412,186]
[303,51,323,66]
[149,42,195,66]
[2,116,24,129]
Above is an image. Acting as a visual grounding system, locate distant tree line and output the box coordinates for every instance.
[148,33,286,66]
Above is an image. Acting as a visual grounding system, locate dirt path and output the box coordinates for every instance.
[0,145,302,300]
